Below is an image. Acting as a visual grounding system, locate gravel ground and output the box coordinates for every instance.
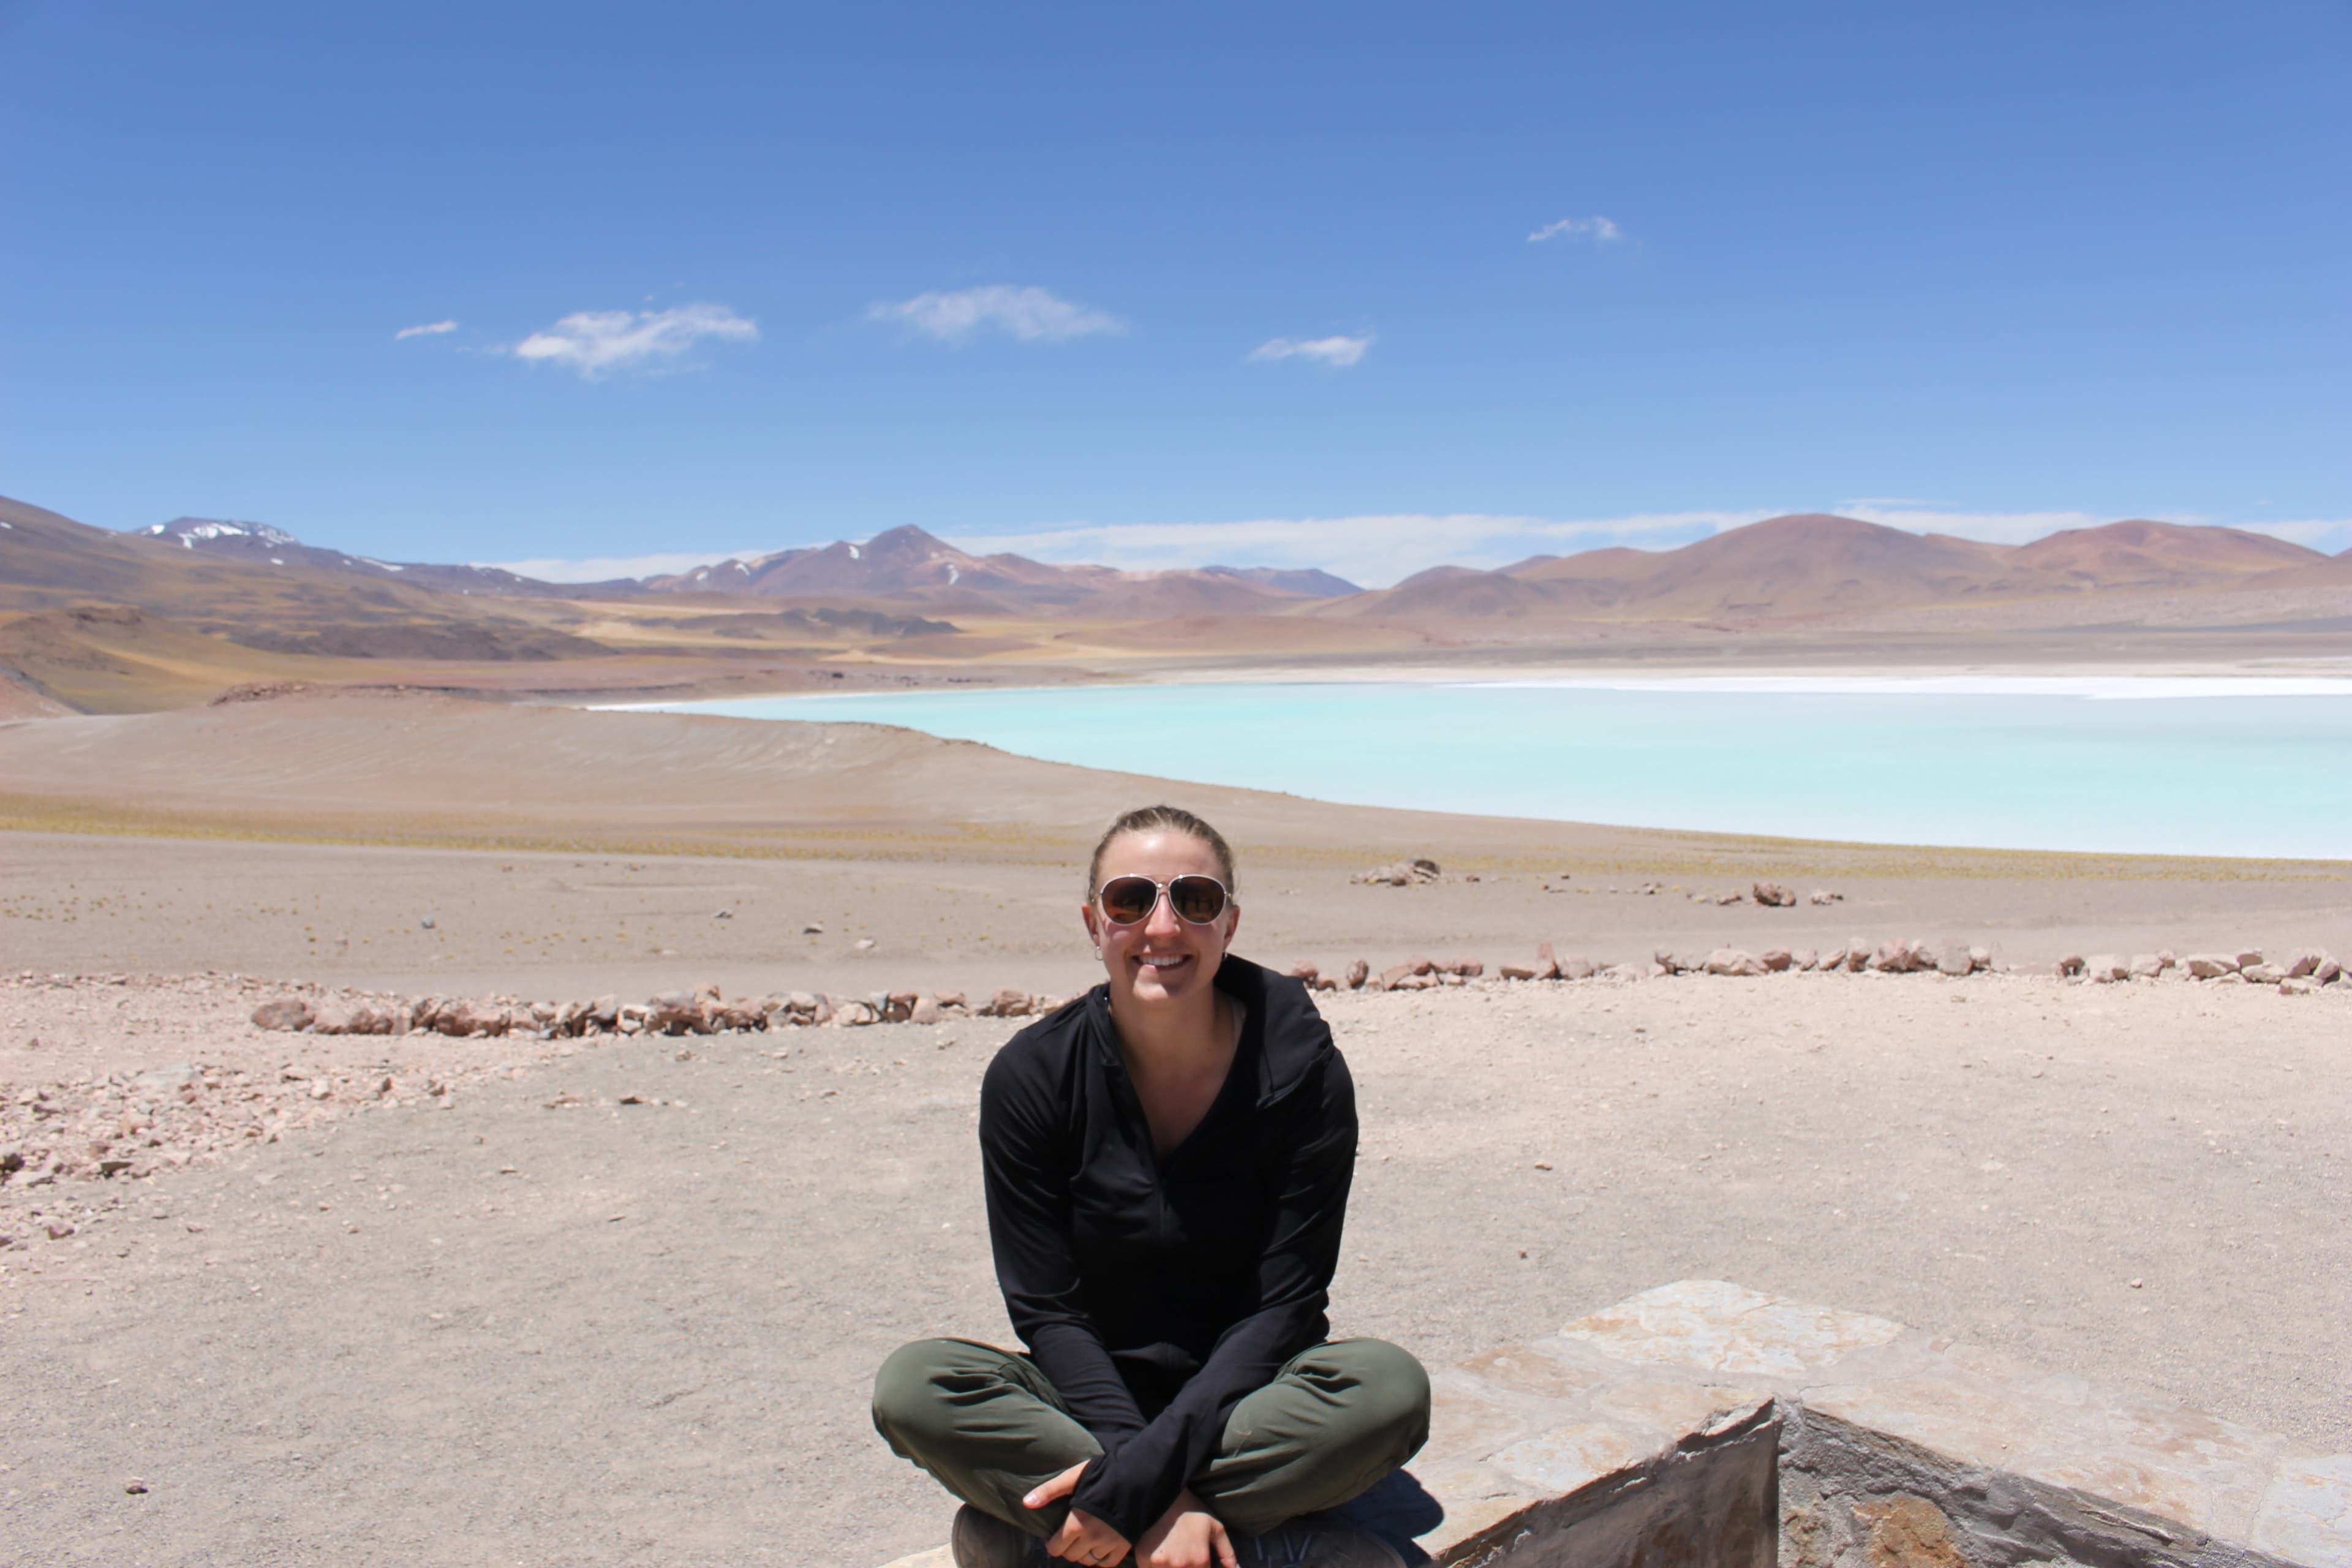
[2,967,2346,1567]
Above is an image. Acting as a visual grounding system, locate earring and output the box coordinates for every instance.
[1093,945,1102,960]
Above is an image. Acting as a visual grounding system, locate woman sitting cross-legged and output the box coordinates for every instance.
[872,804,1430,1568]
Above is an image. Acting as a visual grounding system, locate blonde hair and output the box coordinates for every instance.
[1087,805,1237,895]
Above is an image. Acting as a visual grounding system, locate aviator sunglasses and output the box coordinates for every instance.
[1093,873,1233,927]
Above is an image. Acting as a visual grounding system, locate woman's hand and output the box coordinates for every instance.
[1025,1462,1133,1566]
[1135,1489,1237,1568]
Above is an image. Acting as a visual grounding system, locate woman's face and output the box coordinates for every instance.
[1082,829,1240,1010]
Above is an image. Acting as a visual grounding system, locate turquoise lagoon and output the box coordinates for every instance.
[634,677,2352,860]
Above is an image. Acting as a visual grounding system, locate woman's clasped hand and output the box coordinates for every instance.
[1025,1461,1239,1568]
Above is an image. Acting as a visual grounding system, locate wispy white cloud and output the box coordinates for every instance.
[476,547,778,584]
[1247,334,1374,368]
[868,285,1125,343]
[394,319,458,340]
[508,303,758,378]
[1528,215,1623,244]
[949,511,1753,589]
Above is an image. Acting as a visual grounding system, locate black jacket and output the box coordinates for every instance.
[979,955,1357,1544]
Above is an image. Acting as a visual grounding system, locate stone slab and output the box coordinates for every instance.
[872,1281,2351,1568]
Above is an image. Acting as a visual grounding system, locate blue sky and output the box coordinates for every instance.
[2,1,2345,586]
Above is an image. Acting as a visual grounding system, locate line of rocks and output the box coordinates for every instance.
[1,971,1079,1254]
[2056,947,2342,994]
[249,981,1074,1039]
[1357,864,1843,908]
[228,937,2352,1046]
[1286,937,2346,991]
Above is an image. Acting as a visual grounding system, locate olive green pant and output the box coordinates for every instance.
[872,1336,1430,1539]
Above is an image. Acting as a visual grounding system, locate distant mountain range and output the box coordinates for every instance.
[96,511,2349,624]
[641,522,1362,614]
[1327,513,2342,628]
[4,489,2349,715]
[138,518,642,598]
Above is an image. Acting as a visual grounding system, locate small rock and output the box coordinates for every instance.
[854,937,876,951]
[802,922,824,935]
[125,1479,148,1495]
[2242,963,2286,984]
[2055,954,2087,978]
[1760,948,1793,973]
[250,998,313,1032]
[1807,888,1842,905]
[1751,881,1795,908]
[712,908,733,920]
[1344,959,1370,989]
[2184,953,2239,979]
[2281,948,2326,979]
[2279,977,2314,996]
[420,916,435,930]
[2234,949,2264,970]
[2085,954,2129,984]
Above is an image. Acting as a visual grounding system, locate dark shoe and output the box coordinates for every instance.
[1229,1515,1406,1568]
[951,1504,1047,1568]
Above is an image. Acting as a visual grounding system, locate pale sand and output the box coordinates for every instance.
[1,688,2348,1565]
[0,972,2343,1568]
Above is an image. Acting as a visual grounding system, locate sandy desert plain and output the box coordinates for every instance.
[2,497,2351,1566]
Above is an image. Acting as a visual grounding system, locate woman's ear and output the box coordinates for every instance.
[1079,903,1101,946]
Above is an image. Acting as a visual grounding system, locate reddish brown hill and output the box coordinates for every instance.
[1507,546,1658,583]
[1358,569,1563,622]
[1338,514,2020,625]
[1612,515,2009,617]
[2003,520,2322,589]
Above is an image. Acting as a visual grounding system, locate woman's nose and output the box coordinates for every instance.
[1141,888,1183,936]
